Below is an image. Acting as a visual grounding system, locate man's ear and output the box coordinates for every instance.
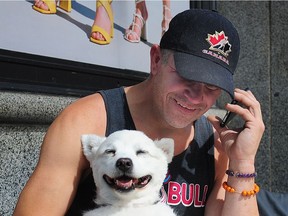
[150,44,161,75]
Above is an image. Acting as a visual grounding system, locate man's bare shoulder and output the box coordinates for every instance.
[38,92,107,167]
[52,92,107,135]
[62,92,104,118]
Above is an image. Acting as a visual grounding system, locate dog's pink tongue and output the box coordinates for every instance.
[116,179,133,188]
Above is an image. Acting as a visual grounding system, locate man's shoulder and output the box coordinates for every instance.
[67,92,104,113]
[53,92,107,132]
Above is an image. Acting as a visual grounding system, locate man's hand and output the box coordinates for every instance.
[208,88,265,163]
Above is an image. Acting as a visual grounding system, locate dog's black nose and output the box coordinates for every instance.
[116,158,133,172]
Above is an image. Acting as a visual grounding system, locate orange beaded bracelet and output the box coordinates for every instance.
[222,181,260,197]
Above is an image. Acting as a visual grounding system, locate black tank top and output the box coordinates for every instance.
[66,87,215,216]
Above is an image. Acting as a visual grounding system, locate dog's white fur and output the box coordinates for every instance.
[81,130,177,216]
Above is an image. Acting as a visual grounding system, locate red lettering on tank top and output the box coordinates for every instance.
[167,182,182,205]
[181,183,194,206]
[164,181,208,208]
[194,184,202,207]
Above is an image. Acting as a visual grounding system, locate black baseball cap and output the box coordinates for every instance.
[160,9,240,98]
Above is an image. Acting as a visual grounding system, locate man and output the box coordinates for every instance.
[13,9,265,216]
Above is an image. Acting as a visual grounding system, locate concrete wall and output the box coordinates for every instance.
[0,92,77,215]
[1,1,287,215]
[217,1,288,193]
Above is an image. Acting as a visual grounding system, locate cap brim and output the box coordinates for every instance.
[174,52,234,99]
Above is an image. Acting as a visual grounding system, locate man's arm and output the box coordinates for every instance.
[205,88,265,216]
[13,93,106,215]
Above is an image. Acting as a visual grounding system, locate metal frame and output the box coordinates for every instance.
[0,49,148,97]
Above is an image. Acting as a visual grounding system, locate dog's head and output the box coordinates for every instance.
[81,130,174,206]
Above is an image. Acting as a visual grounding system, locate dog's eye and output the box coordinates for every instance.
[136,150,147,155]
[105,149,116,155]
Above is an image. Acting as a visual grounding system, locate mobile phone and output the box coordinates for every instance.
[220,87,249,127]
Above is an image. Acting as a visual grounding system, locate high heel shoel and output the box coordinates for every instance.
[90,0,114,45]
[124,0,148,43]
[161,5,171,37]
[124,12,147,43]
[32,0,71,14]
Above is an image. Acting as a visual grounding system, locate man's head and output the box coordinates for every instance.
[160,9,240,99]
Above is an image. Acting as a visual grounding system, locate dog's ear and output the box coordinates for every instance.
[81,134,106,162]
[154,138,174,163]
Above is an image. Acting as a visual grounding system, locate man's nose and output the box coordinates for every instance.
[184,82,204,102]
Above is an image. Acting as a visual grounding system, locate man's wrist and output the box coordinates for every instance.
[228,159,255,172]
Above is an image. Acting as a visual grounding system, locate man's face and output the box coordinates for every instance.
[153,54,222,129]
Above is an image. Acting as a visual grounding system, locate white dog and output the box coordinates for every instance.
[81,130,177,216]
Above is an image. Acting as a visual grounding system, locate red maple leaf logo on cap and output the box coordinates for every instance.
[206,31,231,57]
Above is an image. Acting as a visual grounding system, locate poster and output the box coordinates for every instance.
[0,0,189,74]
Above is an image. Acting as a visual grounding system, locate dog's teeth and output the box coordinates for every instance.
[116,179,133,188]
